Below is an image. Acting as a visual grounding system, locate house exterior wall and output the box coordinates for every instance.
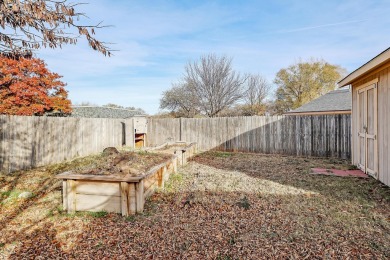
[351,63,390,186]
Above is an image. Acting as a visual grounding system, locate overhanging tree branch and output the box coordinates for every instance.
[0,0,112,57]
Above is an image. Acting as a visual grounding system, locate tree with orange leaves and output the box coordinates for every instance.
[0,55,72,116]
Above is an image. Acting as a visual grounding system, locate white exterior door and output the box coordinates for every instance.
[357,83,378,178]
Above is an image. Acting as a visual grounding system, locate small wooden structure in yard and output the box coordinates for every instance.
[134,116,148,148]
[70,106,149,149]
[56,155,177,216]
[339,47,390,187]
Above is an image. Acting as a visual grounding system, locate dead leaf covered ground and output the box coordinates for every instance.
[1,151,389,259]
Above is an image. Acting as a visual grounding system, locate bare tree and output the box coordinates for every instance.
[241,74,271,115]
[160,83,199,117]
[0,0,111,57]
[184,54,245,117]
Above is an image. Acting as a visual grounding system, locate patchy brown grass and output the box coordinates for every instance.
[151,144,188,155]
[1,151,389,259]
[69,151,171,176]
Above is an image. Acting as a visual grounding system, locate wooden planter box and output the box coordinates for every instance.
[146,142,197,166]
[174,142,196,166]
[56,155,177,216]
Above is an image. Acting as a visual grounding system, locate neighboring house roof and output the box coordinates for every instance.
[71,106,145,119]
[339,47,390,87]
[286,88,351,115]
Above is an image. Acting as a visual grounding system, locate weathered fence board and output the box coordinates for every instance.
[148,115,351,159]
[0,116,134,173]
[0,114,351,173]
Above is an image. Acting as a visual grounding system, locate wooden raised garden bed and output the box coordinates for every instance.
[146,142,197,166]
[56,151,177,216]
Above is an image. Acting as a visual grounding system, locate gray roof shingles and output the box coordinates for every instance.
[71,106,144,119]
[287,88,351,114]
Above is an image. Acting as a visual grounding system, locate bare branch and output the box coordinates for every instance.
[0,0,112,57]
[184,54,245,117]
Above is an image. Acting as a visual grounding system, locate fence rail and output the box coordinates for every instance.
[148,115,351,159]
[0,116,134,173]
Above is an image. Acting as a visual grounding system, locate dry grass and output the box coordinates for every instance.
[69,151,171,176]
[0,151,389,259]
[152,144,188,155]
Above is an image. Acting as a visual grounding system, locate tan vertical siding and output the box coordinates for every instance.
[351,64,390,186]
[381,68,389,185]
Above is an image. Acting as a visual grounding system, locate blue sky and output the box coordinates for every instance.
[38,0,390,114]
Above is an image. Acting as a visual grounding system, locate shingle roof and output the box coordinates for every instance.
[71,106,145,119]
[287,88,351,114]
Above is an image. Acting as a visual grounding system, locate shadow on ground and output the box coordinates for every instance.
[191,151,390,204]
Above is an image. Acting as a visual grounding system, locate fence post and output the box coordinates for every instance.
[179,117,182,141]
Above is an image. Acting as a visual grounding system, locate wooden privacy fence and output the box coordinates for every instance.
[0,116,134,173]
[0,115,351,173]
[148,115,352,159]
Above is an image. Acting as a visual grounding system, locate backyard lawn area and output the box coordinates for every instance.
[1,151,389,259]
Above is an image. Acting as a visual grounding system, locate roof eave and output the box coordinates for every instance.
[285,110,352,116]
[338,47,390,87]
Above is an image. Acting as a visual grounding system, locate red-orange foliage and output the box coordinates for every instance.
[0,55,72,116]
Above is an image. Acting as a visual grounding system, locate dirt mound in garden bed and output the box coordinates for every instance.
[73,151,172,177]
[155,144,187,154]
